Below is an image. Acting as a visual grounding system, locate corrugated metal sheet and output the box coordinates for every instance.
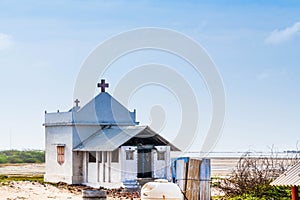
[73,125,179,151]
[271,161,300,186]
[74,126,147,151]
[200,159,211,200]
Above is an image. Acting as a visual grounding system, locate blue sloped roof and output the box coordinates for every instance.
[73,92,138,125]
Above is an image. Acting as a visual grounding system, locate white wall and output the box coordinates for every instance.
[121,146,137,182]
[44,125,73,184]
[88,163,98,183]
[153,146,171,180]
[110,162,121,183]
[45,112,72,124]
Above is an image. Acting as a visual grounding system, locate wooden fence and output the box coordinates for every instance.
[172,158,211,200]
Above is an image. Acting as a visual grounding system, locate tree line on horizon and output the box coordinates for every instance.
[0,150,45,164]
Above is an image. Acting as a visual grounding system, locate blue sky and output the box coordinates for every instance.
[0,0,299,152]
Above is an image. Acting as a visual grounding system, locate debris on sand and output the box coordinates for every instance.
[54,182,141,199]
[0,180,140,199]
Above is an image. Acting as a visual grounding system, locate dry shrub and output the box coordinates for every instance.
[214,148,299,198]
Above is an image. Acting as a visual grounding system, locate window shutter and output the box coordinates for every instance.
[57,146,65,165]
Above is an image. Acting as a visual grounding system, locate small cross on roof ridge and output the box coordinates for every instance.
[97,79,109,92]
[74,99,80,107]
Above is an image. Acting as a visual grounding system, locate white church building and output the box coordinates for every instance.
[43,80,179,188]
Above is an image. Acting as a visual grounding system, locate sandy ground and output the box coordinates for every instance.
[0,163,82,199]
[0,163,45,175]
[0,181,82,200]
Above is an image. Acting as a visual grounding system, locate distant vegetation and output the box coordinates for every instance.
[0,150,45,164]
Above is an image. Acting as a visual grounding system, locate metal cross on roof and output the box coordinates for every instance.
[74,99,80,107]
[97,79,109,92]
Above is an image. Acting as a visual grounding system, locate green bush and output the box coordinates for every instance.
[227,185,291,200]
[0,155,8,164]
[0,150,45,164]
[7,156,23,163]
[213,184,291,200]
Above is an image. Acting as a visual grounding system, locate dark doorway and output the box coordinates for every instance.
[137,148,152,178]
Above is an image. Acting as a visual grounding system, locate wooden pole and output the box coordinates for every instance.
[85,152,89,183]
[102,151,106,182]
[292,186,299,200]
[107,151,111,183]
[96,152,99,182]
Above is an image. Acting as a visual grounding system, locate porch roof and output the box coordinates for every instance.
[73,125,180,151]
[271,161,300,186]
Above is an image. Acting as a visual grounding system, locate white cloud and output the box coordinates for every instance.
[0,33,13,50]
[265,21,300,44]
[256,72,270,80]
[256,68,288,80]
